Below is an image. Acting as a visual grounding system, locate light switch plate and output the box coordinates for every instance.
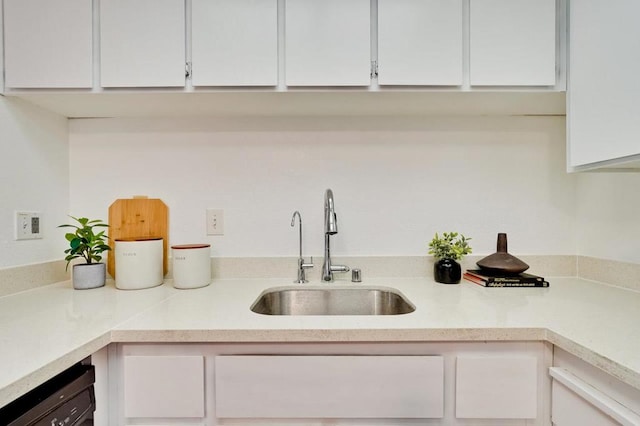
[206,209,224,235]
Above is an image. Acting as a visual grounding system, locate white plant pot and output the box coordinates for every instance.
[72,263,106,290]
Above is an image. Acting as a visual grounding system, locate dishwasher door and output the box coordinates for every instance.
[0,363,95,426]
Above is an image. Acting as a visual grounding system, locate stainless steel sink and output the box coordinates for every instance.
[250,286,415,316]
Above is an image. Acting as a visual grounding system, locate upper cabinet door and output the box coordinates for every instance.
[285,0,370,86]
[100,0,185,88]
[568,0,640,169]
[378,0,463,86]
[470,0,556,86]
[3,0,92,88]
[192,0,278,86]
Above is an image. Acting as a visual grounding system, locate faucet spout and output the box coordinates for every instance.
[322,189,349,282]
[291,210,313,283]
[324,189,338,235]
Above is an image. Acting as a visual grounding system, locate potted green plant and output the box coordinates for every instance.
[428,232,472,284]
[58,216,111,289]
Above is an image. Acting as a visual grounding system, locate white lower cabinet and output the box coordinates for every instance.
[112,341,551,425]
[456,356,538,419]
[551,370,623,426]
[551,348,640,426]
[122,355,205,418]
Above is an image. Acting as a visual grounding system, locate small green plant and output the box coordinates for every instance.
[428,232,472,261]
[58,216,111,270]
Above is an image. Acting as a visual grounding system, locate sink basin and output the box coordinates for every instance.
[250,286,415,316]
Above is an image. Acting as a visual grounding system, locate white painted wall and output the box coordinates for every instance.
[0,97,69,268]
[0,98,631,268]
[68,116,575,258]
[575,173,640,264]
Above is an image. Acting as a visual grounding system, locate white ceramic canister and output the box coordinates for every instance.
[115,237,164,290]
[171,244,211,289]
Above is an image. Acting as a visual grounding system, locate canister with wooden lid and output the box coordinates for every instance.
[115,237,164,290]
[171,244,211,289]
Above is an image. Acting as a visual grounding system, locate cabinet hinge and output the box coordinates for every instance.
[370,61,378,79]
[185,62,192,79]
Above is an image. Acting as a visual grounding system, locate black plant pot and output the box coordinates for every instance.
[434,258,462,284]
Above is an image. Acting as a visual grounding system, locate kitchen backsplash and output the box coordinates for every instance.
[0,260,68,297]
[68,115,575,259]
[5,255,640,298]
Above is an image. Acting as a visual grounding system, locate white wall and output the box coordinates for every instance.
[68,115,575,259]
[576,173,640,264]
[0,97,69,268]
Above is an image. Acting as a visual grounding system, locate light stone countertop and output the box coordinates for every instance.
[1,276,639,408]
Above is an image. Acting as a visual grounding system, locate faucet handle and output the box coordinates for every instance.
[295,256,314,284]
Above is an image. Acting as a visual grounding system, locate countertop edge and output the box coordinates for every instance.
[0,332,111,409]
[3,325,638,409]
[110,327,547,343]
[546,329,640,390]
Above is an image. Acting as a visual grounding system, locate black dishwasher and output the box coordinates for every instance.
[0,362,95,426]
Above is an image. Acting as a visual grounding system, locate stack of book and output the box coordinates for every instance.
[463,269,549,288]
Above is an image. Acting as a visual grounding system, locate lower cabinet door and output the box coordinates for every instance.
[550,367,639,426]
[214,355,444,418]
[123,355,205,418]
[455,356,538,419]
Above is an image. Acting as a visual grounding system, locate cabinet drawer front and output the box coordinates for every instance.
[456,356,537,419]
[215,355,444,418]
[123,355,205,418]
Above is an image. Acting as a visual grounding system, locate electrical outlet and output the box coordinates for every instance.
[206,209,224,235]
[15,211,42,240]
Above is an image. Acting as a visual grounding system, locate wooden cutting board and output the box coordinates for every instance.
[108,198,169,278]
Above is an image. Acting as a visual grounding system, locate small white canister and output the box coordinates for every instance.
[171,244,211,289]
[115,237,164,290]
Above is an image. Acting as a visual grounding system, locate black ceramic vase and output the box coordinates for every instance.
[434,258,462,284]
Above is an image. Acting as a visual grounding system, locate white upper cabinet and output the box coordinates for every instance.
[3,0,92,88]
[568,0,640,170]
[470,0,556,86]
[192,0,278,86]
[378,0,463,86]
[100,0,185,88]
[285,0,371,86]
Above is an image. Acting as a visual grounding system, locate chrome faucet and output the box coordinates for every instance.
[291,211,313,283]
[322,189,349,281]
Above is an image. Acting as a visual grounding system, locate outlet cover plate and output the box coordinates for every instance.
[15,211,42,240]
